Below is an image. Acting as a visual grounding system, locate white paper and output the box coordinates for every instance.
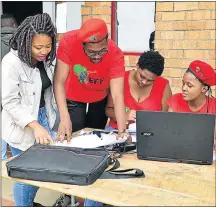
[131,135,137,143]
[127,123,137,142]
[101,134,127,146]
[56,2,67,33]
[128,123,136,133]
[55,133,127,149]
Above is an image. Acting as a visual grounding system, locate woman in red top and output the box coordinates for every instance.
[106,51,172,130]
[167,60,216,149]
[167,60,215,114]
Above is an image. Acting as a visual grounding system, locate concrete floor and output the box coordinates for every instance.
[2,177,62,206]
[2,150,63,206]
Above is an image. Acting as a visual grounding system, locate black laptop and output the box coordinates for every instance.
[136,111,215,165]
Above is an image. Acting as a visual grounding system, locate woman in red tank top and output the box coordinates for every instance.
[106,51,172,130]
[167,60,216,150]
[167,60,216,114]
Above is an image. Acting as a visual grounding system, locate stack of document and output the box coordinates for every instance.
[55,133,127,149]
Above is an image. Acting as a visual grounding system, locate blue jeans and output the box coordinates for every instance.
[84,126,115,207]
[105,125,116,131]
[1,139,10,160]
[10,107,53,206]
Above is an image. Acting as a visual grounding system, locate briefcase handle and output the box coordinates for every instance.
[106,158,144,177]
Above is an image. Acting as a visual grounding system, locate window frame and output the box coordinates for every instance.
[111,1,156,56]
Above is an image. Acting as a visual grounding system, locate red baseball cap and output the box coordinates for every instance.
[188,60,216,86]
[78,18,108,43]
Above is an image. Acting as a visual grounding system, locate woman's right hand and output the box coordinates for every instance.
[126,110,136,121]
[28,121,53,145]
[56,115,72,143]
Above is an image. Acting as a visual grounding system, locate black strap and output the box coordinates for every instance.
[102,143,136,159]
[107,157,120,171]
[106,158,144,177]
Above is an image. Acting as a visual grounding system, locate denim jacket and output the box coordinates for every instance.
[2,49,57,151]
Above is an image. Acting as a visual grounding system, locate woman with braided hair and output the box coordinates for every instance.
[2,13,57,206]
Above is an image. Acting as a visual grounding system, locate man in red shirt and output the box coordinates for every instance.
[54,18,130,143]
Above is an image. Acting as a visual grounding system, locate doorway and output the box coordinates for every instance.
[2,1,42,25]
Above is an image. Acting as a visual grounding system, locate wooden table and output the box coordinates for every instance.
[2,153,215,206]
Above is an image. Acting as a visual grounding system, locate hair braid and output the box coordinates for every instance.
[9,13,56,68]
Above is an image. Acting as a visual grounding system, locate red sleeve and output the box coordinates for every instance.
[167,94,180,112]
[56,34,72,65]
[108,43,125,79]
[163,78,169,86]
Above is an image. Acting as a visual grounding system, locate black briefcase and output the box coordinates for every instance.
[6,144,144,185]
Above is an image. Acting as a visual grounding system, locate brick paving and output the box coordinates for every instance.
[1,198,15,206]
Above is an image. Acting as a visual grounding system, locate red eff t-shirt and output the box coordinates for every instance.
[109,70,169,129]
[56,30,125,103]
[167,93,216,114]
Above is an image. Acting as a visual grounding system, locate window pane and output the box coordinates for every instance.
[117,2,155,52]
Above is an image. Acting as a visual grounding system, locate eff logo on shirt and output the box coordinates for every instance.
[89,77,104,84]
[73,64,104,85]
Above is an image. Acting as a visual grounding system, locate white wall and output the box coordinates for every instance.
[56,2,84,33]
[66,2,84,31]
[117,2,155,52]
[43,2,56,25]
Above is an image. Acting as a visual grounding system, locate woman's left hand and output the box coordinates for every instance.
[117,129,132,143]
